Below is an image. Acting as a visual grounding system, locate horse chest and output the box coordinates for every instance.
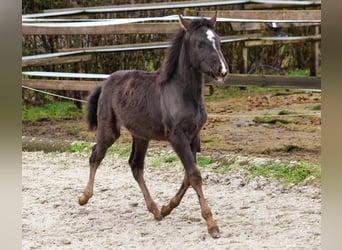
[162,98,207,139]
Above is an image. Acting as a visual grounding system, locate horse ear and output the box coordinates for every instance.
[179,15,190,31]
[210,11,217,27]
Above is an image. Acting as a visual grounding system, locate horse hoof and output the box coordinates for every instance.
[209,226,220,239]
[154,211,163,221]
[78,195,89,206]
[160,205,171,217]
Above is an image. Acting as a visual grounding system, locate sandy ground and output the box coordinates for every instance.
[22,151,320,250]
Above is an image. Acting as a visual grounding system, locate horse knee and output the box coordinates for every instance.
[189,168,202,186]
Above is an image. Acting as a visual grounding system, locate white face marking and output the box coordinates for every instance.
[206,29,227,76]
[206,29,217,50]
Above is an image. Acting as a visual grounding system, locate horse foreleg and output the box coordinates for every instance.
[170,134,220,238]
[129,138,162,220]
[133,169,162,220]
[188,166,220,238]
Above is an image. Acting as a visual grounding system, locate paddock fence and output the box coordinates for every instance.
[22,0,321,103]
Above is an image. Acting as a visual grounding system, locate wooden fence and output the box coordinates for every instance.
[22,0,321,96]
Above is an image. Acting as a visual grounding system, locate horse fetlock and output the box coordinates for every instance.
[201,206,213,220]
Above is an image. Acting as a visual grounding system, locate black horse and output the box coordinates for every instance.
[79,14,228,238]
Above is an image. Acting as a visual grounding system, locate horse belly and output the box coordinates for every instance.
[121,112,166,141]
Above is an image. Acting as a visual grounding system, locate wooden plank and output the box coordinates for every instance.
[244,40,275,47]
[41,0,247,15]
[244,35,321,47]
[191,10,321,31]
[223,74,321,89]
[22,74,320,92]
[195,10,321,20]
[22,23,179,35]
[57,34,263,52]
[58,41,168,52]
[244,3,320,10]
[230,22,319,31]
[22,79,98,91]
[22,54,92,67]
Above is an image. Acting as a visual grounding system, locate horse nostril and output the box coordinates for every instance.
[217,63,228,78]
[219,67,228,78]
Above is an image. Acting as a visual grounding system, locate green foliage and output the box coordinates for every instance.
[69,141,92,153]
[163,155,178,163]
[249,162,320,186]
[286,67,322,77]
[107,144,131,158]
[253,116,289,124]
[22,102,83,122]
[152,154,179,168]
[144,61,156,71]
[197,153,214,168]
[312,104,321,110]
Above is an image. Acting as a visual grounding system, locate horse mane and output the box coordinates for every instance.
[159,17,215,83]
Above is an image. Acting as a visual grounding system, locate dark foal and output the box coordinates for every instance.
[79,14,228,238]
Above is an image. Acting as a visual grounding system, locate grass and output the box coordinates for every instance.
[211,154,320,186]
[151,152,214,168]
[22,102,83,122]
[253,116,290,124]
[287,68,311,77]
[69,141,92,153]
[68,141,131,158]
[197,153,214,168]
[66,141,320,186]
[287,67,321,77]
[312,104,321,110]
[107,144,131,158]
[249,161,320,186]
[152,154,179,168]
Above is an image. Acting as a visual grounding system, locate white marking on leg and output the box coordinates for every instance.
[206,29,227,75]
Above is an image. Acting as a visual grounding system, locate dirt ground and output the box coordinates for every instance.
[22,151,321,250]
[22,87,321,163]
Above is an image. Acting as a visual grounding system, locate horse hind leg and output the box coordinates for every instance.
[79,116,120,206]
[161,174,190,217]
[129,137,162,220]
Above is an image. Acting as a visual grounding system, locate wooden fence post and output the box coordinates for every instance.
[242,45,248,74]
[310,25,320,76]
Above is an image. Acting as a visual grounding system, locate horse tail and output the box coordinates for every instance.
[86,84,102,131]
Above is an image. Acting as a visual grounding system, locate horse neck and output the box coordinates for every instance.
[174,43,204,98]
